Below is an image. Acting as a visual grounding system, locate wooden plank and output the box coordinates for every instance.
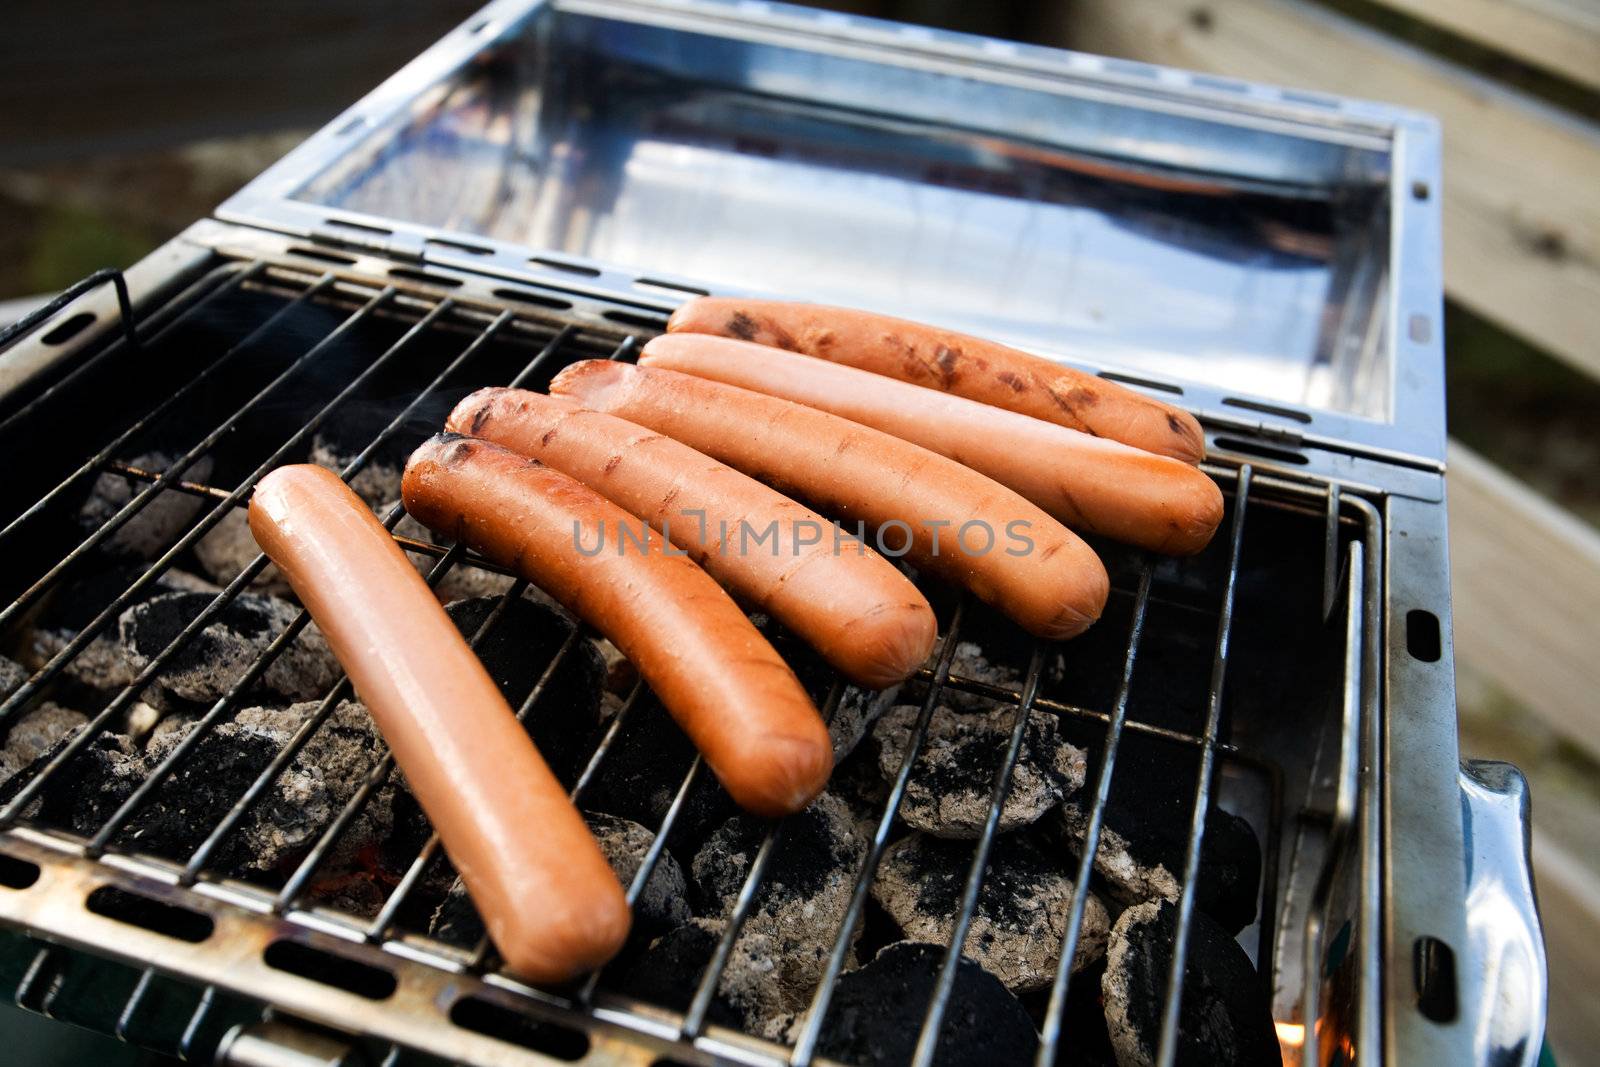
[1531,832,1600,1062]
[1065,0,1600,384]
[1374,0,1600,93]
[1444,442,1600,764]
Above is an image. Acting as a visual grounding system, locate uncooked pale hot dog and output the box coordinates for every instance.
[446,388,935,688]
[666,297,1206,464]
[248,465,628,983]
[401,434,831,817]
[549,362,1109,640]
[639,335,1224,555]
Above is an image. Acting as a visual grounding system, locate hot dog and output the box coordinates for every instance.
[445,388,936,688]
[548,361,1109,640]
[638,335,1223,555]
[401,434,832,817]
[248,464,628,982]
[665,297,1205,464]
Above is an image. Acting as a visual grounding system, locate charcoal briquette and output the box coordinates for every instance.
[808,941,1039,1067]
[873,704,1085,838]
[119,590,339,708]
[194,507,291,594]
[614,918,760,1033]
[0,702,90,787]
[1102,900,1279,1067]
[27,565,218,700]
[1056,794,1262,935]
[126,700,392,879]
[872,831,1108,992]
[689,792,867,1033]
[78,451,215,560]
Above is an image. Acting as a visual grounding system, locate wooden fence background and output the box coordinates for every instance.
[1062,1,1600,1057]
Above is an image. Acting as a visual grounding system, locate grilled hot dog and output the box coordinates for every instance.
[666,297,1205,463]
[549,361,1109,640]
[639,334,1223,555]
[249,464,629,982]
[446,388,935,688]
[401,434,832,817]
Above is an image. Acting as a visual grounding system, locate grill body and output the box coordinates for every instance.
[0,3,1544,1067]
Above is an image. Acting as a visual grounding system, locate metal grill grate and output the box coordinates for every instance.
[0,256,1374,1067]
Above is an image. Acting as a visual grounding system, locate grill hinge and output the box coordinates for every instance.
[307,225,426,264]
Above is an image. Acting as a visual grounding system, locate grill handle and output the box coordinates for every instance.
[214,1018,359,1067]
[1457,759,1547,1067]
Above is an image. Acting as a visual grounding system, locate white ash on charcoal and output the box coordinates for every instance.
[0,703,90,787]
[828,682,904,762]
[1102,900,1280,1067]
[1052,732,1263,934]
[614,917,786,1035]
[26,565,217,703]
[873,703,1086,839]
[430,812,691,951]
[578,696,736,843]
[123,700,392,879]
[590,811,692,937]
[77,452,215,559]
[122,700,164,743]
[0,729,146,836]
[902,639,1064,712]
[800,941,1039,1067]
[871,832,1109,993]
[1054,802,1262,936]
[118,591,339,710]
[194,507,291,594]
[687,792,867,1033]
[0,656,26,702]
[945,640,1025,706]
[443,595,605,788]
[309,427,404,511]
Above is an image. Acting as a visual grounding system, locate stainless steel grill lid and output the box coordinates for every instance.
[219,0,1445,466]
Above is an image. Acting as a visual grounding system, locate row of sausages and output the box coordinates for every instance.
[247,298,1222,983]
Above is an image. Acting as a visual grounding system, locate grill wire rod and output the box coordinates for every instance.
[0,260,1373,1067]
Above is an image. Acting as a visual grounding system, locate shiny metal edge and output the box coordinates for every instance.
[1457,761,1547,1067]
[1301,537,1366,1066]
[0,240,215,403]
[1350,495,1386,1067]
[214,0,1448,468]
[1381,493,1474,1065]
[0,832,810,1067]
